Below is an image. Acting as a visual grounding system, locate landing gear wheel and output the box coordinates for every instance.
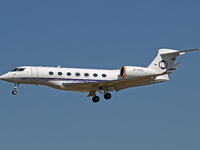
[104,93,111,100]
[12,90,17,95]
[92,96,100,103]
[12,83,20,95]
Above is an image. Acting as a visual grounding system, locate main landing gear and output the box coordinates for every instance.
[91,92,112,103]
[104,93,112,100]
[12,83,20,95]
[92,96,100,103]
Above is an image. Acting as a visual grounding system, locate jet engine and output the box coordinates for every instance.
[120,66,155,78]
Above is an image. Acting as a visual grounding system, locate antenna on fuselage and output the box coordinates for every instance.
[58,65,60,68]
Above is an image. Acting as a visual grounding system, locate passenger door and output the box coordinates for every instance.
[31,67,38,82]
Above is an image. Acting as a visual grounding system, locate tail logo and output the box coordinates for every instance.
[159,60,168,70]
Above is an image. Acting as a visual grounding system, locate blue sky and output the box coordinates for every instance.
[1,0,200,149]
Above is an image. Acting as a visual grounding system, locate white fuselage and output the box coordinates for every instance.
[0,66,157,93]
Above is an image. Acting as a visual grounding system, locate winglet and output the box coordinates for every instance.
[161,62,182,75]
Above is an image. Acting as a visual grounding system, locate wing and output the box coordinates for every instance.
[63,74,156,92]
[62,62,181,92]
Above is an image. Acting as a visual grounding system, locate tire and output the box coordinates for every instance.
[12,90,17,95]
[92,96,100,103]
[104,93,111,100]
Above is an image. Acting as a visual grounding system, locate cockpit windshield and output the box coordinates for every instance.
[11,68,19,72]
[11,68,26,72]
[18,68,25,71]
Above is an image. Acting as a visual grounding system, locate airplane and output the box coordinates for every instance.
[0,48,199,103]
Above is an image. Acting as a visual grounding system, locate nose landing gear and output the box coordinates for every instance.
[12,83,20,95]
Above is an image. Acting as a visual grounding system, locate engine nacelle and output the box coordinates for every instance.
[120,66,155,78]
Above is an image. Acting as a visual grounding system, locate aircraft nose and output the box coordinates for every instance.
[0,74,6,80]
[0,73,11,81]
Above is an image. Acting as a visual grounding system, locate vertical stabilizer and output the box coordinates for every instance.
[148,49,181,74]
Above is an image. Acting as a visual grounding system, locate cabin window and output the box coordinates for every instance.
[49,71,54,75]
[67,72,71,76]
[102,74,107,78]
[93,73,98,77]
[58,72,62,76]
[75,72,80,77]
[84,73,89,77]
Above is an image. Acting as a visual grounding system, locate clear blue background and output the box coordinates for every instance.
[1,0,200,149]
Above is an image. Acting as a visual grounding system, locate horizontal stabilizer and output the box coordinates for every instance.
[180,48,200,53]
[160,48,200,56]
